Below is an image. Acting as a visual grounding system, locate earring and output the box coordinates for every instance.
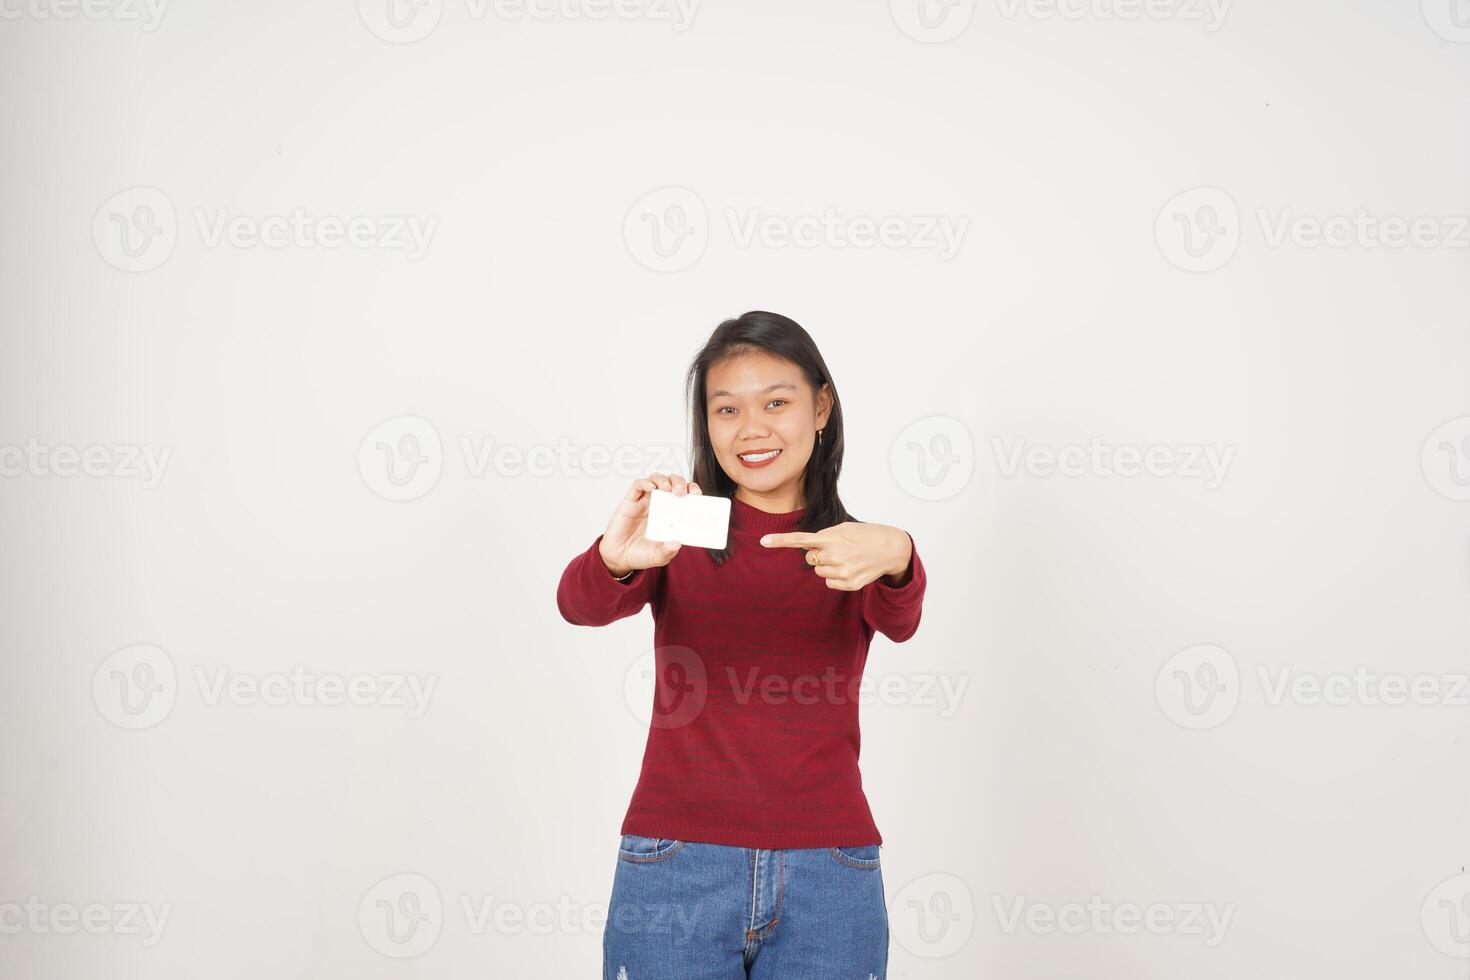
[817,429,824,447]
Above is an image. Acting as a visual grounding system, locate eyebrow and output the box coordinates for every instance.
[707,382,797,400]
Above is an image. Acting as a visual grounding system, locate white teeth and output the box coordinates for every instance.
[740,449,780,462]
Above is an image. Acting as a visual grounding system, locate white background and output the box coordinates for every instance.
[2,0,1468,977]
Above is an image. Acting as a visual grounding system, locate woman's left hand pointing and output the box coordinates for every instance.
[759,523,914,591]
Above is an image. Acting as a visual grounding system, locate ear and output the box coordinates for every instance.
[815,382,833,429]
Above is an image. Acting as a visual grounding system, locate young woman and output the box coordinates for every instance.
[556,311,928,980]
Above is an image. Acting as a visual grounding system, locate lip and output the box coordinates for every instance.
[737,448,782,469]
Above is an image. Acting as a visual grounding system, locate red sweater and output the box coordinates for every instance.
[556,496,927,848]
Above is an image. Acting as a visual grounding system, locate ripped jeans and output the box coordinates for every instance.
[603,834,889,980]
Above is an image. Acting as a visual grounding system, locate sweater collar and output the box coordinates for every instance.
[730,495,807,535]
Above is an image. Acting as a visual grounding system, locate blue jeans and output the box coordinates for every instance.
[603,834,890,980]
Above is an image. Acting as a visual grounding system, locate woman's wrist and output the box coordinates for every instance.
[881,528,914,586]
[601,553,634,580]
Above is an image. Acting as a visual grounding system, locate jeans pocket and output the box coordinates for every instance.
[828,844,881,869]
[617,834,686,863]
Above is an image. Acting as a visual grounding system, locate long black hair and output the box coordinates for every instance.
[684,310,855,566]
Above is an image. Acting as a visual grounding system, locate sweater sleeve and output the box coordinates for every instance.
[556,533,664,627]
[861,531,927,643]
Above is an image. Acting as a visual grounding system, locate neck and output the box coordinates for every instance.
[729,493,806,534]
[735,486,804,514]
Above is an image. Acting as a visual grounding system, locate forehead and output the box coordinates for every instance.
[706,352,803,399]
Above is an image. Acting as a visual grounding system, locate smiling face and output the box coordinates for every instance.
[704,351,831,512]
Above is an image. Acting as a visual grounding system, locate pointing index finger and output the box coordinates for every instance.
[760,531,824,549]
